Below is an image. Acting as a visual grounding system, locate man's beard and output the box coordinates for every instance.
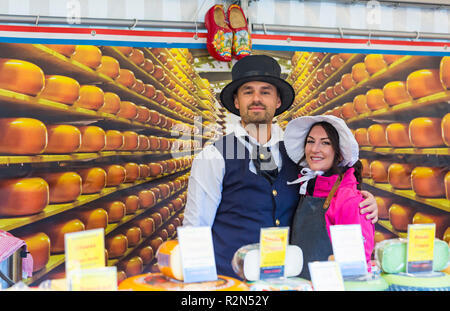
[241,103,272,125]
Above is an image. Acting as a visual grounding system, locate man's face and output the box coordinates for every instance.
[234,81,281,126]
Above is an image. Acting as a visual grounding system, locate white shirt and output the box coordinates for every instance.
[183,121,285,227]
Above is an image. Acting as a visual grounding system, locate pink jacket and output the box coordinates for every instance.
[305,167,375,271]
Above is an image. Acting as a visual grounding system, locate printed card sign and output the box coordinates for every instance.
[309,261,345,291]
[69,266,117,291]
[329,224,367,277]
[259,227,289,279]
[407,223,436,274]
[177,226,217,283]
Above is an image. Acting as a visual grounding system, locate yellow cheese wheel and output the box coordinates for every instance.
[38,171,82,203]
[411,166,447,198]
[142,58,155,74]
[354,128,369,146]
[138,246,154,265]
[143,84,156,99]
[121,131,139,151]
[139,164,150,179]
[104,130,124,151]
[138,189,157,209]
[366,88,388,111]
[122,226,142,247]
[389,203,416,232]
[409,117,444,148]
[136,106,151,123]
[119,256,143,277]
[374,230,396,244]
[124,162,140,182]
[157,183,171,199]
[138,135,150,151]
[406,69,445,99]
[115,46,133,56]
[364,54,387,75]
[443,226,450,244]
[413,211,450,239]
[388,163,414,189]
[20,232,51,272]
[375,196,393,220]
[44,44,76,57]
[150,213,163,229]
[0,118,47,155]
[341,102,357,119]
[98,92,121,114]
[150,237,164,253]
[103,164,126,186]
[96,55,120,79]
[44,124,81,154]
[148,136,160,151]
[0,177,49,216]
[45,218,85,253]
[351,62,369,83]
[442,113,450,146]
[440,56,450,89]
[78,125,106,152]
[75,207,108,230]
[101,200,126,223]
[128,48,145,66]
[40,75,80,105]
[353,94,370,114]
[382,81,412,106]
[71,45,102,69]
[117,101,138,120]
[73,85,105,110]
[367,123,389,147]
[115,68,136,88]
[383,54,404,65]
[386,123,411,147]
[133,217,155,237]
[0,58,45,95]
[105,234,128,258]
[121,195,140,215]
[369,160,390,183]
[77,167,107,194]
[341,73,356,90]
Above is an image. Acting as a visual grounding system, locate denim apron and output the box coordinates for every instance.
[290,175,342,280]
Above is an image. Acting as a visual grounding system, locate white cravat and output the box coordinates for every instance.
[287,167,324,195]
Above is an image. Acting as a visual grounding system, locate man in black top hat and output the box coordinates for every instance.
[183,54,378,278]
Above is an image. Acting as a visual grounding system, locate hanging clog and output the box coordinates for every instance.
[227,4,252,60]
[204,4,233,62]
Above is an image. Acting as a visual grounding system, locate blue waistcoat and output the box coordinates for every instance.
[212,133,300,278]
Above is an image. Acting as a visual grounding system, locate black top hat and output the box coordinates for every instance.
[219,55,295,116]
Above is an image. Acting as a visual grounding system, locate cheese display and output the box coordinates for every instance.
[231,243,303,281]
[37,171,82,203]
[374,238,449,274]
[40,75,80,105]
[0,58,45,95]
[44,124,81,154]
[0,118,48,155]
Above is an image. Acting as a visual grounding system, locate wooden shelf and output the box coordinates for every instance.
[376,220,408,238]
[363,178,450,213]
[359,146,450,156]
[1,167,191,232]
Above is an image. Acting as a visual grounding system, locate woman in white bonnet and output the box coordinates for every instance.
[284,115,375,280]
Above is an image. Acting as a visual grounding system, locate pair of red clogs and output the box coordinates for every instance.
[205,4,251,62]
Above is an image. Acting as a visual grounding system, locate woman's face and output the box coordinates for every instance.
[304,124,336,172]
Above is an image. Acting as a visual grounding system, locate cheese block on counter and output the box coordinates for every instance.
[44,124,81,154]
[231,243,303,281]
[156,240,183,281]
[37,171,82,203]
[0,58,45,95]
[118,273,249,291]
[0,177,49,216]
[0,118,48,155]
[375,238,449,274]
[40,75,80,105]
